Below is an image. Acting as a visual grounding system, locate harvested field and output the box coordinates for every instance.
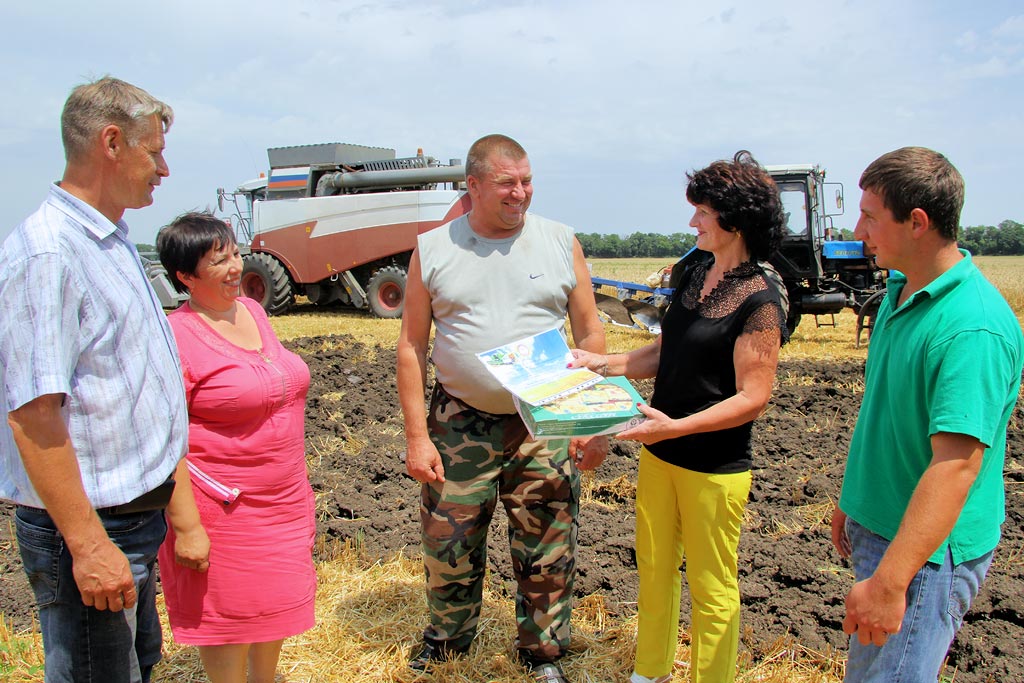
[2,312,1022,681]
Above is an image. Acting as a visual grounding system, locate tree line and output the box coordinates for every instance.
[958,220,1024,256]
[576,220,1024,258]
[575,232,697,258]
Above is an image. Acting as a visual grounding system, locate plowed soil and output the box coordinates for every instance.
[2,334,1021,682]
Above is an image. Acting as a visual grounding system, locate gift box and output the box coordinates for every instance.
[513,375,646,439]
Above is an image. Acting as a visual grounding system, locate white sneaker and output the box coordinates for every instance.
[630,674,671,683]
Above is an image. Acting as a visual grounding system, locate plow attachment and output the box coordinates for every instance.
[621,298,664,332]
[593,290,665,333]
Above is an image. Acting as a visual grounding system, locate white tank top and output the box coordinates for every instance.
[419,213,577,413]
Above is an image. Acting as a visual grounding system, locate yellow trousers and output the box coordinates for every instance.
[633,447,751,683]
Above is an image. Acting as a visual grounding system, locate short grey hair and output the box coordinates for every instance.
[61,76,174,162]
[466,134,527,179]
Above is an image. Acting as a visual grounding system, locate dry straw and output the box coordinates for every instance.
[153,540,844,682]
[1,539,845,682]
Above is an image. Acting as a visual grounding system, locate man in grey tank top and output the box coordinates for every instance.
[397,134,607,683]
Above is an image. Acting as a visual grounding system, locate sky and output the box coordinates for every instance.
[2,1,1022,246]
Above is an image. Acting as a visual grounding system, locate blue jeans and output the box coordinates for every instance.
[844,517,992,683]
[15,506,167,683]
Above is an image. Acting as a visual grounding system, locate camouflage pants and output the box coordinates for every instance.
[420,382,580,662]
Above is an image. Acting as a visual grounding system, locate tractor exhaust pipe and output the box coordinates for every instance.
[798,292,850,314]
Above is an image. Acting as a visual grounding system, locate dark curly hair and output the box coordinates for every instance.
[685,150,785,261]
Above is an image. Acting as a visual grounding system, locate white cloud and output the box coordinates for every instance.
[992,14,1024,42]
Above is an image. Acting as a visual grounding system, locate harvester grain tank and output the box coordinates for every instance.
[218,142,470,317]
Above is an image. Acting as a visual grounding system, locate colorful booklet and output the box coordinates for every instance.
[476,327,646,438]
[476,327,604,406]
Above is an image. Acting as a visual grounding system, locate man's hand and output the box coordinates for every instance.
[406,435,446,483]
[569,435,608,470]
[73,538,138,611]
[843,575,905,646]
[831,506,851,558]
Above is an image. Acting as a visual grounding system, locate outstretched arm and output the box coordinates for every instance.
[568,337,662,381]
[617,325,779,444]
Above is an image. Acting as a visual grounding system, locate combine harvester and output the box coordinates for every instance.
[592,164,888,346]
[218,142,470,318]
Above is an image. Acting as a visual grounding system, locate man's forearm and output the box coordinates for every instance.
[396,345,430,439]
[8,396,109,556]
[872,435,984,594]
[574,327,606,355]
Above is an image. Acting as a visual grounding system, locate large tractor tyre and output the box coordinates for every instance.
[366,265,407,319]
[855,289,886,348]
[758,261,790,323]
[241,253,294,316]
[781,285,802,335]
[785,309,803,336]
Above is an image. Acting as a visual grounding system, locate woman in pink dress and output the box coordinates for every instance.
[155,211,315,683]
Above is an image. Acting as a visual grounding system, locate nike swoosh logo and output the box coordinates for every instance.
[529,273,543,279]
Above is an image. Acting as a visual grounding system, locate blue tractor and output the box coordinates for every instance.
[592,164,887,345]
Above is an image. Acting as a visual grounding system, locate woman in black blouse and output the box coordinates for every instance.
[571,151,786,683]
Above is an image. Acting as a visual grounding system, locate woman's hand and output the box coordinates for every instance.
[616,403,679,445]
[174,525,211,572]
[568,349,607,375]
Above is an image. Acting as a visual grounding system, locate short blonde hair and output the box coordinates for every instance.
[61,76,174,162]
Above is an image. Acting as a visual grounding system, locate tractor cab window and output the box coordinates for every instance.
[777,181,809,238]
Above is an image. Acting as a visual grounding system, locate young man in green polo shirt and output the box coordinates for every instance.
[831,146,1023,682]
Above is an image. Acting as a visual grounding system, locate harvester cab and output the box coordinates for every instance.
[217,176,268,245]
[591,164,887,345]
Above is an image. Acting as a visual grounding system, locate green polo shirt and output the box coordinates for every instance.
[840,250,1023,565]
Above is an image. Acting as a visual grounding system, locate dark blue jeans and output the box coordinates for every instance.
[15,506,167,683]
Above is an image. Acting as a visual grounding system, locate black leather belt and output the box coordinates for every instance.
[95,479,176,516]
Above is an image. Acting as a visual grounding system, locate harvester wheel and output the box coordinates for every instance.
[855,289,886,348]
[366,265,407,319]
[241,253,294,316]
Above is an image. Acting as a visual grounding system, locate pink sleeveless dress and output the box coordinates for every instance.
[158,297,316,644]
